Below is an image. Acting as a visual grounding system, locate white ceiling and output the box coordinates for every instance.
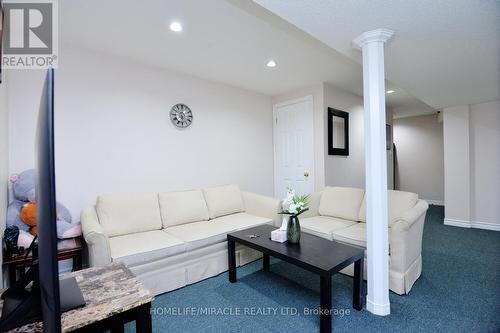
[254,0,500,110]
[60,0,436,117]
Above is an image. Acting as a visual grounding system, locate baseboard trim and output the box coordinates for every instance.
[443,218,470,228]
[366,299,391,316]
[444,218,500,231]
[425,199,444,206]
[471,221,500,231]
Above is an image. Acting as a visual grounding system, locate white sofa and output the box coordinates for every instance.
[300,186,429,295]
[81,185,281,295]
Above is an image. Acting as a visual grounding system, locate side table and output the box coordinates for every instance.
[3,237,84,284]
[0,262,154,332]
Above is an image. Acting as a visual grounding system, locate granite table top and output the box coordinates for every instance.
[1,262,154,332]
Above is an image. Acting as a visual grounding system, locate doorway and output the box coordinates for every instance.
[273,96,315,199]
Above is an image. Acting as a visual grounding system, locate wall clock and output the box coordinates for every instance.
[170,103,193,128]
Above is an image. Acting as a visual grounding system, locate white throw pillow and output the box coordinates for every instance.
[159,189,210,228]
[318,187,365,221]
[96,193,162,237]
[203,185,244,219]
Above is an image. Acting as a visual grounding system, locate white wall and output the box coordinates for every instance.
[7,46,274,221]
[469,101,500,226]
[443,100,499,230]
[324,83,365,188]
[0,76,9,287]
[323,83,394,189]
[271,83,325,192]
[272,82,394,192]
[393,114,444,204]
[443,105,470,221]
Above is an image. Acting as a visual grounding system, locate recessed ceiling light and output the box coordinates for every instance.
[386,90,395,94]
[169,22,183,32]
[266,60,277,68]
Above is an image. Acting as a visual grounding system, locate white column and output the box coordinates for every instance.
[353,28,394,316]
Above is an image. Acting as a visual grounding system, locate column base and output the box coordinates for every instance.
[366,299,391,316]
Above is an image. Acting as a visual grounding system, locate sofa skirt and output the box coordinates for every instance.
[339,254,422,295]
[122,242,421,296]
[124,242,262,296]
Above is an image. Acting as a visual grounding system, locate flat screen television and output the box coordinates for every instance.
[0,69,84,332]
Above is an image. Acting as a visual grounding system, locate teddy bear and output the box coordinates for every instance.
[5,169,82,249]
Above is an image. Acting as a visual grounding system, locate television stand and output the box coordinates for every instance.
[0,262,154,332]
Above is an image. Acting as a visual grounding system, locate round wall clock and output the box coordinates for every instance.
[170,103,193,128]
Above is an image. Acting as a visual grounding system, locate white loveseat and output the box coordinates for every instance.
[300,186,428,295]
[81,185,280,295]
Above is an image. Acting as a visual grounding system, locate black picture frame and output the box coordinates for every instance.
[328,108,349,156]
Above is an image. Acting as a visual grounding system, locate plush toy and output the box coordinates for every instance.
[20,202,38,235]
[5,169,82,248]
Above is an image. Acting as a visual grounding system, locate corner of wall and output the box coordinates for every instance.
[442,105,471,223]
[442,102,500,229]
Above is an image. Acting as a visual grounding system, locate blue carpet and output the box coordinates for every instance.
[138,206,500,332]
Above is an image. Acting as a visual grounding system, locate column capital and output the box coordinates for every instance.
[352,29,394,49]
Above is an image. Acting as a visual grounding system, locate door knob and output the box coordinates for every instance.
[304,171,310,178]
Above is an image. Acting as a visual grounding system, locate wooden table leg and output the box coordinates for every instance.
[110,325,125,333]
[228,239,236,283]
[8,264,17,284]
[76,251,83,270]
[72,255,78,272]
[263,253,270,271]
[353,257,364,310]
[320,275,332,333]
[136,303,152,333]
[72,252,83,271]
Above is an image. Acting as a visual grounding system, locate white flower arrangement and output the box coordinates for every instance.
[280,187,309,216]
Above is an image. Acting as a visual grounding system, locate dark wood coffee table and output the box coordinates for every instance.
[227,225,365,333]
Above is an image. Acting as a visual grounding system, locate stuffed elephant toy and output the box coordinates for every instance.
[6,169,82,248]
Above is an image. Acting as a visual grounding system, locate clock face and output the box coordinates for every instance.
[170,103,193,128]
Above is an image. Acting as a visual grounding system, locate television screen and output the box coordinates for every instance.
[0,69,83,332]
[35,68,61,332]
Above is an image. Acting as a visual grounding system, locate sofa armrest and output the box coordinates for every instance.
[81,206,111,267]
[394,200,429,230]
[390,199,428,273]
[300,191,322,218]
[242,191,281,226]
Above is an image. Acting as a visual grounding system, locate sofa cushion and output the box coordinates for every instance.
[331,223,367,248]
[358,190,418,227]
[300,216,357,240]
[163,220,234,251]
[109,230,186,266]
[159,190,209,228]
[318,187,365,221]
[203,185,244,219]
[212,212,272,230]
[96,193,162,237]
[163,213,271,251]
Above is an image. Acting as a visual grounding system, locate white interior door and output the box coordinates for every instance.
[273,96,315,199]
